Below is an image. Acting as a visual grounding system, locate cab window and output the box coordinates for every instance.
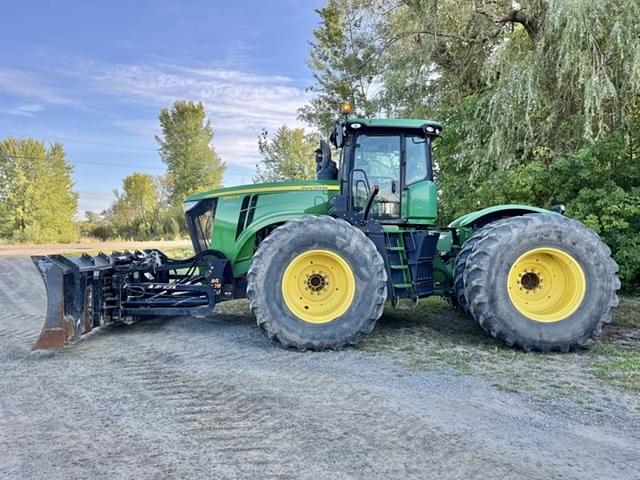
[405,136,427,185]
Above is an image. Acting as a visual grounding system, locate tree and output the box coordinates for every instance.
[97,172,183,240]
[156,101,226,204]
[111,173,159,237]
[0,138,78,242]
[254,126,318,183]
[298,0,385,132]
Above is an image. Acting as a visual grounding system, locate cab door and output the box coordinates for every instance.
[351,133,402,219]
[401,135,437,224]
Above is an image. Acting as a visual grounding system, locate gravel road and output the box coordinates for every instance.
[1,256,638,480]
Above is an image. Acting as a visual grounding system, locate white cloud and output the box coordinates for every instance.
[91,63,308,126]
[2,61,316,210]
[3,103,44,117]
[88,62,311,169]
[0,67,74,105]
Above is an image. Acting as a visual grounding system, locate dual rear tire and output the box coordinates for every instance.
[454,214,620,352]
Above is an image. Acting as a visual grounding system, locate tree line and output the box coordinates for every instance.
[0,99,315,244]
[0,101,227,243]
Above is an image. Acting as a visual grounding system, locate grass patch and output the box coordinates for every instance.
[163,246,195,259]
[359,295,640,397]
[589,343,640,393]
[611,296,640,327]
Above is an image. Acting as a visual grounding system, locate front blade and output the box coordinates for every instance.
[31,255,95,350]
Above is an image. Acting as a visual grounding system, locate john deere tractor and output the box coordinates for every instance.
[33,110,620,352]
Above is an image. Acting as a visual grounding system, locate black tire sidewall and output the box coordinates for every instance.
[251,217,386,346]
[482,221,610,344]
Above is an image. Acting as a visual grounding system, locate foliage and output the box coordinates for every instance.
[299,0,386,132]
[303,0,640,288]
[0,138,78,242]
[83,173,183,241]
[156,100,226,204]
[254,126,318,182]
[111,173,159,237]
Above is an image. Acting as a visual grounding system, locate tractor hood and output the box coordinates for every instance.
[184,179,340,206]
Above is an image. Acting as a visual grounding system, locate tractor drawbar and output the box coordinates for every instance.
[31,249,233,350]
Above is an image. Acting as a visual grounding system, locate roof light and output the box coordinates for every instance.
[341,102,353,115]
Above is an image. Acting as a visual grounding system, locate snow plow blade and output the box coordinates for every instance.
[31,250,234,350]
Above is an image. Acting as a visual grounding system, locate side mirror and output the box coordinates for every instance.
[331,123,344,148]
[316,139,338,180]
[551,204,566,215]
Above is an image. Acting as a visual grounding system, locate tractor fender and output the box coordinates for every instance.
[448,204,555,229]
[231,212,317,270]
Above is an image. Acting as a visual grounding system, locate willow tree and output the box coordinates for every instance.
[481,0,640,163]
[303,0,640,287]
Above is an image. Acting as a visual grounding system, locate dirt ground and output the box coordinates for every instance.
[1,256,638,480]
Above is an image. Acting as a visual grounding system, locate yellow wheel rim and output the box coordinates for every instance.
[507,247,586,323]
[281,249,356,324]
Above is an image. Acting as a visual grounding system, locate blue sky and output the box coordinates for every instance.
[0,0,323,214]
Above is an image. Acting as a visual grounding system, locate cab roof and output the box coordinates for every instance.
[344,118,443,133]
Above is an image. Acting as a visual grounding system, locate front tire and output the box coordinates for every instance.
[247,216,387,351]
[463,214,620,352]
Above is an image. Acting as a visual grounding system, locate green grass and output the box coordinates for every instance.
[589,343,640,393]
[610,296,640,327]
[358,295,640,397]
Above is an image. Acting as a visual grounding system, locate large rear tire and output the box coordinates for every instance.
[247,216,387,351]
[452,221,502,313]
[463,214,620,352]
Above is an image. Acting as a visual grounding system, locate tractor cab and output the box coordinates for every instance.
[318,112,442,226]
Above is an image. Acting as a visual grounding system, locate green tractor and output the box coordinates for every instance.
[32,112,620,352]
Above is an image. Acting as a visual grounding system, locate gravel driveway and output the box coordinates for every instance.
[1,256,638,480]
